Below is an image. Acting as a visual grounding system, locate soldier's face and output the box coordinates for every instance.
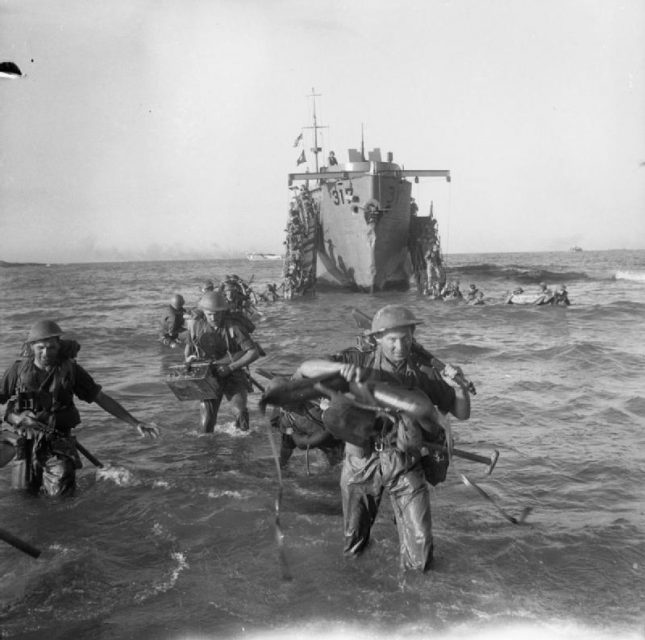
[376,327,414,363]
[205,311,225,326]
[31,338,60,369]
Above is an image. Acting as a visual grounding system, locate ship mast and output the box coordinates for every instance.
[304,88,327,173]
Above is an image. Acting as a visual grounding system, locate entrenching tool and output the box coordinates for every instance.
[424,442,499,475]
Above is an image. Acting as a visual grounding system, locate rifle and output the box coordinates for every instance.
[351,308,477,395]
[0,527,41,558]
[5,413,104,468]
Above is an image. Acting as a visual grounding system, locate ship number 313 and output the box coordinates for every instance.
[330,185,354,205]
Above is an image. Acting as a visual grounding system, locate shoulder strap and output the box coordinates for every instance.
[15,357,33,392]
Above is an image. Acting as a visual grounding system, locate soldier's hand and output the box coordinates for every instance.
[216,364,232,377]
[338,363,365,383]
[441,363,464,386]
[136,422,161,439]
[15,411,38,437]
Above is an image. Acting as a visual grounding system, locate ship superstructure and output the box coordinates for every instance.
[283,91,450,296]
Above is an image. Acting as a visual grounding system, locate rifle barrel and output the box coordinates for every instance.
[0,527,41,558]
[75,441,104,468]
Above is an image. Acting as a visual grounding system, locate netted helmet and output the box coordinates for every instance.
[201,280,215,292]
[27,319,64,343]
[171,294,185,309]
[198,291,229,312]
[366,305,422,335]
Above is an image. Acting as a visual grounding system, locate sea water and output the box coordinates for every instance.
[0,250,643,640]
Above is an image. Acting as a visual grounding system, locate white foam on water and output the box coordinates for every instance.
[134,551,188,603]
[186,421,251,438]
[173,621,644,640]
[171,621,643,640]
[206,488,248,499]
[95,464,139,486]
[217,420,252,437]
[615,270,645,282]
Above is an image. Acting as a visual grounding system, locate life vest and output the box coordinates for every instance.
[325,347,451,482]
[10,356,81,432]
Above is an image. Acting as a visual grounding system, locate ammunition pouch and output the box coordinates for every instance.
[14,391,52,414]
[420,431,450,486]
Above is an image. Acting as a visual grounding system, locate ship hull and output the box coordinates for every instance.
[314,168,413,291]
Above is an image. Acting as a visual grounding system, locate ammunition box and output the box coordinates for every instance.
[165,363,221,401]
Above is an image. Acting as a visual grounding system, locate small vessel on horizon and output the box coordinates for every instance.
[246,253,283,261]
[283,90,450,296]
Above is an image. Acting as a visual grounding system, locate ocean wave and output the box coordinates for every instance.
[614,270,645,283]
[134,550,188,604]
[448,263,591,283]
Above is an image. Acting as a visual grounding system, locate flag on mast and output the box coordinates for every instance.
[293,132,303,147]
[296,150,306,165]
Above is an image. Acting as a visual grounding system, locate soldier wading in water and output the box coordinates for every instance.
[294,305,471,571]
[0,320,160,497]
[185,290,261,432]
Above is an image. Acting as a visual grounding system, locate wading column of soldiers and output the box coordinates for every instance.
[1,297,473,573]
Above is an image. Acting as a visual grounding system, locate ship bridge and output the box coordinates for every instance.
[288,147,450,186]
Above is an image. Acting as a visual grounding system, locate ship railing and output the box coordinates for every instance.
[288,168,450,187]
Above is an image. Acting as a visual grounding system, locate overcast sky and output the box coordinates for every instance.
[1,0,643,263]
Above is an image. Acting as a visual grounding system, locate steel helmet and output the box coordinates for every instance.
[367,305,422,335]
[198,291,229,312]
[171,294,185,309]
[27,319,64,343]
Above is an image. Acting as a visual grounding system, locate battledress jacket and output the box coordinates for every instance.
[185,318,256,395]
[159,305,186,342]
[0,357,102,433]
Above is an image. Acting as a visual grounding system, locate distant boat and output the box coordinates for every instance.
[570,246,583,252]
[247,252,283,261]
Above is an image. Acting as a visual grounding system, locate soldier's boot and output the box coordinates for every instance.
[235,410,250,432]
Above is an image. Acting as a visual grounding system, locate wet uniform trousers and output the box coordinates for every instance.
[11,431,82,496]
[332,347,456,571]
[341,442,433,570]
[200,371,250,432]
